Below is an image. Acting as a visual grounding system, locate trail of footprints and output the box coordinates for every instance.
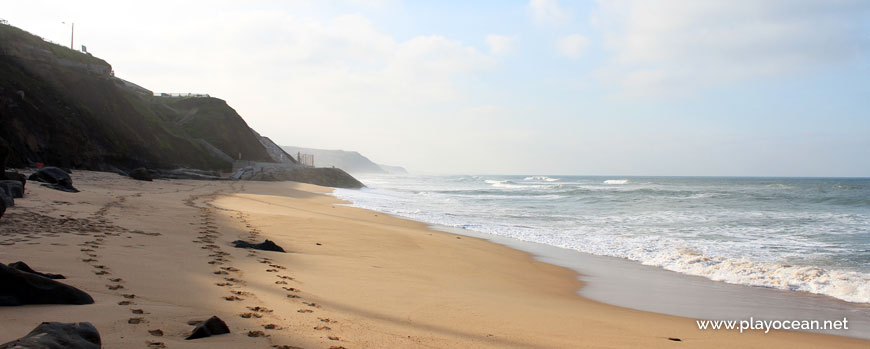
[76,193,167,348]
[185,193,348,348]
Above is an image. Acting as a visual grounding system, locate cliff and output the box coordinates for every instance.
[281,146,407,175]
[1,24,270,171]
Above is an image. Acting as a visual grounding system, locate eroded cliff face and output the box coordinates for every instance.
[0,24,264,171]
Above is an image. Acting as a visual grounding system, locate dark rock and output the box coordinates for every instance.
[156,168,222,180]
[0,180,24,198]
[28,167,78,193]
[186,316,230,340]
[4,172,26,192]
[0,322,100,349]
[0,188,11,209]
[232,239,286,253]
[8,261,65,279]
[129,168,153,181]
[0,192,5,220]
[0,263,93,306]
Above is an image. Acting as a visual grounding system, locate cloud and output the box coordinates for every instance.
[592,0,870,97]
[556,34,589,58]
[529,0,571,24]
[486,34,516,55]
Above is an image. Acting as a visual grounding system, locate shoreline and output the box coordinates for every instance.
[429,223,870,340]
[1,171,867,347]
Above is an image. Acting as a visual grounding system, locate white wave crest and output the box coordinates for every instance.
[524,176,560,182]
[603,179,629,185]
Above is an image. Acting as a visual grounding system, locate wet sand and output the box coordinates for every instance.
[0,170,866,348]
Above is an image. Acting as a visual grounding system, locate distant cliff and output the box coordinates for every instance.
[281,146,407,175]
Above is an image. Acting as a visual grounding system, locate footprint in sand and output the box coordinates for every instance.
[146,341,166,348]
[266,269,278,272]
[122,294,136,299]
[118,301,134,306]
[224,296,244,301]
[216,282,233,287]
[109,278,123,282]
[93,271,109,275]
[286,294,300,299]
[297,309,313,313]
[128,317,145,324]
[314,325,331,331]
[263,324,282,330]
[269,264,286,270]
[302,302,320,308]
[240,312,262,319]
[106,284,124,290]
[275,280,288,285]
[147,329,164,336]
[328,336,340,341]
[318,318,337,323]
[82,258,98,262]
[282,287,299,292]
[247,331,267,337]
[213,270,229,275]
[132,309,146,314]
[248,306,272,313]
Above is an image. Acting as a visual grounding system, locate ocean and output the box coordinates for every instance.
[333,175,870,304]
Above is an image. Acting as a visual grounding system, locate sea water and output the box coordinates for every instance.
[333,175,870,304]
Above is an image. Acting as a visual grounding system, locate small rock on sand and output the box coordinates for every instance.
[186,316,230,340]
[232,239,286,253]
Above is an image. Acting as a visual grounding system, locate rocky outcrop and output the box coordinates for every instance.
[235,166,364,189]
[0,322,101,349]
[0,263,93,306]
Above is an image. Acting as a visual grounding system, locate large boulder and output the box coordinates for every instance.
[0,188,11,209]
[0,322,101,349]
[0,263,93,306]
[186,316,230,340]
[232,239,286,253]
[28,167,78,193]
[8,261,65,279]
[4,172,26,192]
[128,168,153,181]
[0,180,24,199]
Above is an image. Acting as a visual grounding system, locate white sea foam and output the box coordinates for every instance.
[603,179,629,185]
[332,177,870,304]
[524,176,560,182]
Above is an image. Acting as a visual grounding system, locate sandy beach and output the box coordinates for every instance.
[0,171,866,348]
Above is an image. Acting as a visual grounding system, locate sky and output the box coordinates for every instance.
[4,0,870,176]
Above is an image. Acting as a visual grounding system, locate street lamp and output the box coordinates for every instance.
[61,21,74,49]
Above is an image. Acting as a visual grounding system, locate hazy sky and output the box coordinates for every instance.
[5,1,870,176]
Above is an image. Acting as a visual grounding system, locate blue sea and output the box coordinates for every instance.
[334,175,870,304]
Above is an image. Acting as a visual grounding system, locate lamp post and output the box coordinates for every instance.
[61,21,74,49]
